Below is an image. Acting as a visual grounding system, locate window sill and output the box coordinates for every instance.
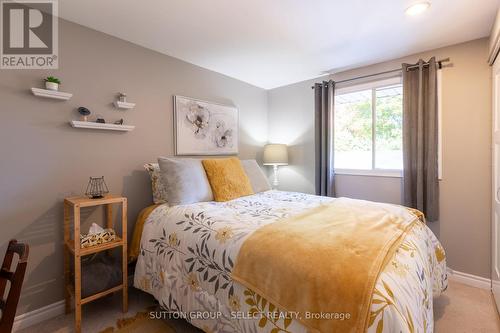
[335,169,402,178]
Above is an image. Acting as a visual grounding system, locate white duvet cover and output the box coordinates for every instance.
[134,191,447,333]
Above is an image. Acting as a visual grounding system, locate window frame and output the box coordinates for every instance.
[334,76,403,178]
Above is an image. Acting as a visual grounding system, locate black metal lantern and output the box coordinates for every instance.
[85,176,109,199]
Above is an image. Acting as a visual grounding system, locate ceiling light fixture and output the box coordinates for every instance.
[405,1,431,16]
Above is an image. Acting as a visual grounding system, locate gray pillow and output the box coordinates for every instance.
[158,157,213,206]
[241,159,271,193]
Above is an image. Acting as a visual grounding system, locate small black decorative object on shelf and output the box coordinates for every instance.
[114,118,124,125]
[78,107,91,121]
[96,118,106,124]
[85,176,109,199]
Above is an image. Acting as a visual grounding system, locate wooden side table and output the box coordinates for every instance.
[63,195,128,333]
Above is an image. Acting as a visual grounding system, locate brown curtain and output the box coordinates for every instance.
[314,81,335,197]
[402,58,439,221]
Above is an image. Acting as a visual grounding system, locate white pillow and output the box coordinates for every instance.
[157,157,214,206]
[241,159,271,193]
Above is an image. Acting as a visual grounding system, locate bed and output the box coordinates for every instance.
[133,190,447,333]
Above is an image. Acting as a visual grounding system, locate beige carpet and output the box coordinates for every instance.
[18,280,500,333]
[434,280,500,333]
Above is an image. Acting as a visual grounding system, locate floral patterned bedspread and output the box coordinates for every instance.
[134,191,447,333]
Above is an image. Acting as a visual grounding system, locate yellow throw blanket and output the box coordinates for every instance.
[231,198,418,333]
[128,204,160,263]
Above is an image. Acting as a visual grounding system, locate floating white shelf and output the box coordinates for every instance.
[69,120,135,132]
[113,101,136,109]
[31,88,73,100]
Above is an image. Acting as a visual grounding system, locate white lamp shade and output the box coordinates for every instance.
[263,144,288,165]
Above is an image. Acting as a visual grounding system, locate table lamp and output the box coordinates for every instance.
[263,144,288,189]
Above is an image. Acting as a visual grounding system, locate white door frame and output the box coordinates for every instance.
[492,58,500,311]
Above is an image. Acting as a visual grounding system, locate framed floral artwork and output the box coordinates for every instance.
[173,95,239,155]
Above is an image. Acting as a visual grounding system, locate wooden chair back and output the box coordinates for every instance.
[0,240,29,333]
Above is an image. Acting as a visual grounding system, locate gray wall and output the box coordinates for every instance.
[269,38,492,279]
[0,19,268,314]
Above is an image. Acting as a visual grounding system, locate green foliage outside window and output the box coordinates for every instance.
[335,87,402,152]
[334,84,403,170]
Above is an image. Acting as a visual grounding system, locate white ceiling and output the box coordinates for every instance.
[59,0,498,89]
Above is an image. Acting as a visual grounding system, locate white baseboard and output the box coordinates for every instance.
[447,267,491,290]
[12,274,136,331]
[12,300,65,332]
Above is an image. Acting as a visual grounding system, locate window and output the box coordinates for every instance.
[334,77,403,176]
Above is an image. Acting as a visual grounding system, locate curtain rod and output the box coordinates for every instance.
[310,57,450,89]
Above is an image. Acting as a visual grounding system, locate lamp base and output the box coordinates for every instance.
[272,165,279,189]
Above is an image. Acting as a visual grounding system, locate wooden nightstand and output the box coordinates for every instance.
[63,195,128,333]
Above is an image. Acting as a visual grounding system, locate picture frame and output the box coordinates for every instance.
[173,95,239,156]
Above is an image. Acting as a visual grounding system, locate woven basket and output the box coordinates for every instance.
[80,229,116,248]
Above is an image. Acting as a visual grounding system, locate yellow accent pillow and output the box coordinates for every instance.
[202,158,254,202]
